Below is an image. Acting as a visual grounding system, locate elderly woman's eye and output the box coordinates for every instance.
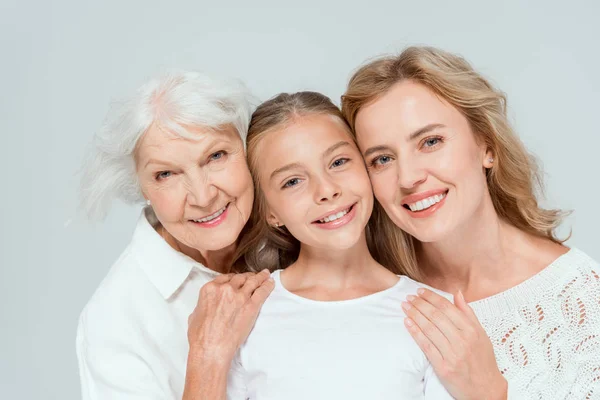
[209,151,227,161]
[155,171,172,180]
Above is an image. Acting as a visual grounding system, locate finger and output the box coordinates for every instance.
[229,272,254,288]
[454,290,480,325]
[241,269,271,297]
[211,273,235,284]
[416,288,471,329]
[406,295,463,345]
[404,317,444,368]
[249,277,275,307]
[401,298,454,358]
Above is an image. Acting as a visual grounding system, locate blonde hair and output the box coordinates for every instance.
[341,46,568,276]
[230,91,408,276]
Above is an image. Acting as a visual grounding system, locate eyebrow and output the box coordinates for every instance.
[142,136,233,169]
[323,141,351,157]
[270,162,304,180]
[144,158,173,169]
[269,141,351,180]
[409,123,446,141]
[363,124,446,158]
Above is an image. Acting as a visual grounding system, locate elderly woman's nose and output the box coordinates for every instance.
[186,176,219,208]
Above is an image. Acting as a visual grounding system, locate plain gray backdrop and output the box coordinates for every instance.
[2,0,598,398]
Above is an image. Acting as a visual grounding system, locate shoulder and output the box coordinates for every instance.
[395,275,454,301]
[77,243,156,345]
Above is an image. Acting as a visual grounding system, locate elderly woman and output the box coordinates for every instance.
[76,71,274,400]
[341,47,600,399]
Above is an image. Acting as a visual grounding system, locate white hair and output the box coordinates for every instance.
[80,70,256,219]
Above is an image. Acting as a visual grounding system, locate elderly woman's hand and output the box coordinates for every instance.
[402,289,508,400]
[182,270,274,400]
[187,269,275,363]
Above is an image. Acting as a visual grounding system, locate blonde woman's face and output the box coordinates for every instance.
[136,124,254,253]
[354,81,494,243]
[257,114,374,251]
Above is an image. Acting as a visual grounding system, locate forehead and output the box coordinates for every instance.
[256,114,354,172]
[355,81,459,138]
[136,123,241,157]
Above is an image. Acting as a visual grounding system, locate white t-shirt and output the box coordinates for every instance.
[227,270,454,400]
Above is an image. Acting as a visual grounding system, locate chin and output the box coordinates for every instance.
[406,225,453,244]
[321,233,363,250]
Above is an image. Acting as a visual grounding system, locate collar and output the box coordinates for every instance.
[130,208,220,299]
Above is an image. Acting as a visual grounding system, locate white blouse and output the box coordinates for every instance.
[76,209,220,400]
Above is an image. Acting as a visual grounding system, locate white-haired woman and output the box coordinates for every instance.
[76,71,274,400]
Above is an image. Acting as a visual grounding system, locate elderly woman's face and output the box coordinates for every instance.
[136,124,254,253]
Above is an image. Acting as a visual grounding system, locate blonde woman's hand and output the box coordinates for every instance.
[401,289,507,400]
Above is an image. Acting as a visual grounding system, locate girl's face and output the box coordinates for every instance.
[354,80,494,243]
[256,114,374,251]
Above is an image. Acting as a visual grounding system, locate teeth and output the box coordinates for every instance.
[194,205,227,223]
[319,207,351,223]
[408,193,446,212]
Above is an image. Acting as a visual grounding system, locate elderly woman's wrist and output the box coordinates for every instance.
[188,342,235,369]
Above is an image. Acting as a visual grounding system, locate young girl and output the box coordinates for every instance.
[226,92,453,399]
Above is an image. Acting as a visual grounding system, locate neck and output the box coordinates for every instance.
[285,232,380,289]
[159,225,235,273]
[417,195,562,300]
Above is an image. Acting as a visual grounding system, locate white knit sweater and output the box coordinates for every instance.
[469,248,600,399]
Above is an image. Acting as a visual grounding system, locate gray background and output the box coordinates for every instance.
[2,0,598,398]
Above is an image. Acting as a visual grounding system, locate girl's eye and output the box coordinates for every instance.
[371,155,392,166]
[210,151,226,161]
[331,157,349,168]
[155,171,172,180]
[423,137,442,148]
[283,178,300,188]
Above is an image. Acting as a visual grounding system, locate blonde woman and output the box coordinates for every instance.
[227,92,453,399]
[341,47,600,399]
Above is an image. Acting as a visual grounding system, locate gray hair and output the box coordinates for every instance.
[79,70,255,219]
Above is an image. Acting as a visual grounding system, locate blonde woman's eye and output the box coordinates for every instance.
[331,158,349,168]
[423,137,442,148]
[371,155,392,166]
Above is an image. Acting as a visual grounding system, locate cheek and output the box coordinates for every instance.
[147,185,186,222]
[369,170,396,206]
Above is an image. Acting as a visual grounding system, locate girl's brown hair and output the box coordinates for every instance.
[340,46,568,276]
[230,91,411,276]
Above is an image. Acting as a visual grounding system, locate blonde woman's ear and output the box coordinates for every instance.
[483,149,495,169]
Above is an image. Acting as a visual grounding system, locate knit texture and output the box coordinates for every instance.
[470,248,600,399]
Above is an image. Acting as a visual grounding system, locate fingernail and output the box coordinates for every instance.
[458,290,465,301]
[261,268,269,274]
[405,318,414,327]
[268,277,274,282]
[406,295,416,302]
[401,301,412,311]
[417,288,425,295]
